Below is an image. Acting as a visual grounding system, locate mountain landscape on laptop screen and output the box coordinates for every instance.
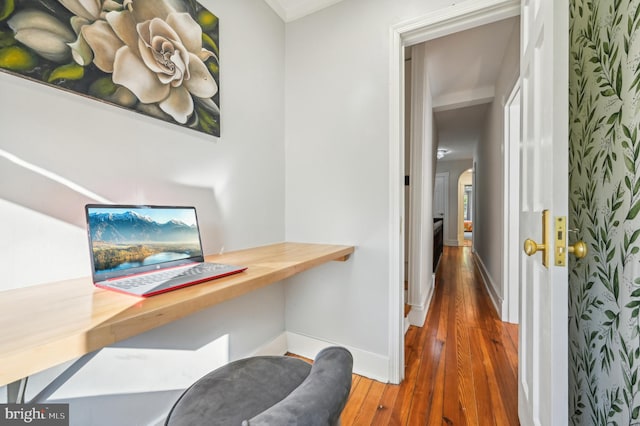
[88,207,202,274]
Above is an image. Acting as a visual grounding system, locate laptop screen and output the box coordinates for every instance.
[85,205,205,282]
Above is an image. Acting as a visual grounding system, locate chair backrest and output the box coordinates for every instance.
[242,346,353,426]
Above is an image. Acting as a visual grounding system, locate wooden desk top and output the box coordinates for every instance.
[0,242,354,386]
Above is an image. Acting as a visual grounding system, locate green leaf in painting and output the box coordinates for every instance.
[207,60,218,77]
[0,0,14,21]
[0,30,15,48]
[88,77,118,98]
[0,45,36,71]
[47,63,84,83]
[194,102,219,135]
[202,32,219,58]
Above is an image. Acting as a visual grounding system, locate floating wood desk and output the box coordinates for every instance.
[0,242,354,387]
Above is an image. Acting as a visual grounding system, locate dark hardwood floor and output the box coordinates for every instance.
[340,246,519,425]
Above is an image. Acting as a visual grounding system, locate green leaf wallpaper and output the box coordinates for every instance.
[569,0,640,424]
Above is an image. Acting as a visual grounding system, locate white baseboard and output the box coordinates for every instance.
[404,316,410,334]
[407,284,434,327]
[445,238,459,246]
[472,253,503,318]
[241,331,391,383]
[250,333,289,356]
[285,332,389,383]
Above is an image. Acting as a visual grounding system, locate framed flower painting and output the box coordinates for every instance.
[0,0,220,136]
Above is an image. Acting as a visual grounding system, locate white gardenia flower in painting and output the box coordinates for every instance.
[58,0,127,68]
[60,0,218,124]
[7,9,76,62]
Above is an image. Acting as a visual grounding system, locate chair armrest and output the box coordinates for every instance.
[242,347,353,426]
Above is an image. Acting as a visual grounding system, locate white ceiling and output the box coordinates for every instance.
[263,0,519,162]
[264,0,345,22]
[420,16,520,161]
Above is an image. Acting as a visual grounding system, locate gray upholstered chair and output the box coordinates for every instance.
[165,346,353,426]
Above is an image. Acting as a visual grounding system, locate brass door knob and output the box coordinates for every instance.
[568,241,587,259]
[524,210,550,267]
[524,238,545,256]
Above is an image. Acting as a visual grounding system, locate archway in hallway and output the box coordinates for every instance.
[458,169,473,247]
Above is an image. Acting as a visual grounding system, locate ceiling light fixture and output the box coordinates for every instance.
[436,148,449,159]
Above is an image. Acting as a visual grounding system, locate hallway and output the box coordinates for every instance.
[340,246,519,425]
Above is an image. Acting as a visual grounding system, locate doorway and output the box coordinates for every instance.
[459,170,473,246]
[388,0,520,383]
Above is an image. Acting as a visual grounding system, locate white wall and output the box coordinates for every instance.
[436,159,473,245]
[283,0,456,379]
[473,20,520,310]
[0,1,286,424]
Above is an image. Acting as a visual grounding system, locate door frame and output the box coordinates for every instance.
[388,0,520,383]
[503,80,521,323]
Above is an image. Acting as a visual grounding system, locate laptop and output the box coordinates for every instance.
[85,204,247,297]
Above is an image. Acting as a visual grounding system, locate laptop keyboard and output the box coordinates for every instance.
[113,263,229,290]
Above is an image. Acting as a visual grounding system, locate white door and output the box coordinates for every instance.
[519,0,569,425]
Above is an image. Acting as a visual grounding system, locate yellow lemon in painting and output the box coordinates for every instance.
[0,45,36,70]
